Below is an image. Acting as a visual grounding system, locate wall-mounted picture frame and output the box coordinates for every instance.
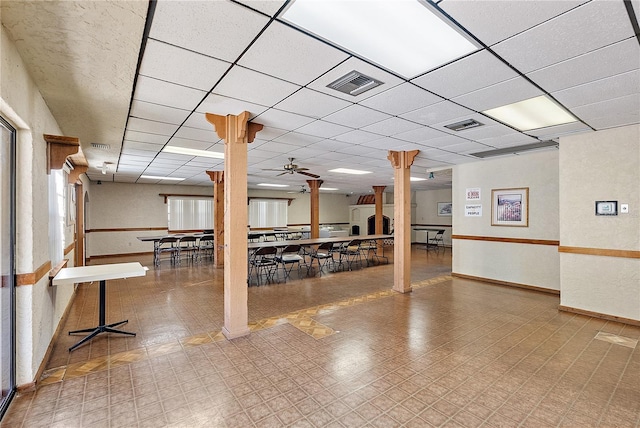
[595,201,617,216]
[437,202,452,216]
[491,187,529,227]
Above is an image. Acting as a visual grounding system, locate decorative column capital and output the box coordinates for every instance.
[372,185,386,194]
[205,111,263,143]
[306,179,324,190]
[206,170,224,183]
[387,150,419,169]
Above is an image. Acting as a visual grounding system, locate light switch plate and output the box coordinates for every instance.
[620,204,629,213]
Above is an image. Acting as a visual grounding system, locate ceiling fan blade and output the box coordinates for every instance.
[297,171,320,179]
[262,168,286,171]
[295,167,309,171]
[276,172,288,176]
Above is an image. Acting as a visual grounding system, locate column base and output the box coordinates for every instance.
[392,285,412,294]
[222,326,251,340]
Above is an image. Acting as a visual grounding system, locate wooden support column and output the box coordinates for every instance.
[306,179,323,239]
[206,112,263,340]
[388,150,419,293]
[373,186,386,255]
[206,171,225,268]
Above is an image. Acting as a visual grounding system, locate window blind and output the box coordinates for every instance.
[248,199,287,228]
[168,196,213,231]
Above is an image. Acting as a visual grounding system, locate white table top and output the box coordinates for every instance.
[52,262,148,286]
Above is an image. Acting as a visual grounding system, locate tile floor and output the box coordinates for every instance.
[1,247,639,427]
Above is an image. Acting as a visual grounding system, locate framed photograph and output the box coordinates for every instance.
[491,187,529,227]
[437,202,452,216]
[595,201,617,216]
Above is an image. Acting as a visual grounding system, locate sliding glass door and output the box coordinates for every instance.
[0,117,16,418]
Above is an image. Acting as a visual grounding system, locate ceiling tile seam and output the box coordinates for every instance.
[431,0,597,135]
[623,0,640,44]
[116,0,158,177]
[132,1,288,183]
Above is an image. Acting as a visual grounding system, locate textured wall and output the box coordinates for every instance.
[452,150,560,290]
[2,26,75,386]
[559,125,640,320]
[414,188,453,245]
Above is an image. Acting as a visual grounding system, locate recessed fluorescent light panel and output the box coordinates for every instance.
[329,168,373,175]
[483,96,578,131]
[257,183,290,188]
[281,0,479,78]
[163,146,224,159]
[140,175,185,181]
[410,177,427,182]
[320,187,339,191]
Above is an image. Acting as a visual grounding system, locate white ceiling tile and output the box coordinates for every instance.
[273,132,323,146]
[214,66,300,107]
[526,121,592,139]
[284,147,331,161]
[361,137,410,151]
[126,117,179,136]
[130,100,191,125]
[361,117,423,136]
[419,134,473,149]
[122,139,165,151]
[452,77,543,112]
[120,147,157,158]
[123,130,168,145]
[552,70,640,108]
[358,83,443,115]
[332,129,385,145]
[274,88,352,119]
[400,101,475,126]
[253,141,299,154]
[195,93,269,118]
[314,151,350,161]
[393,127,449,143]
[295,120,353,139]
[234,0,286,16]
[324,104,391,129]
[252,126,289,141]
[477,133,538,148]
[182,113,214,131]
[527,38,640,93]
[572,94,640,130]
[254,108,315,131]
[239,21,349,86]
[308,139,353,152]
[412,50,519,99]
[307,57,404,102]
[139,39,230,91]
[173,126,218,143]
[492,1,635,73]
[166,137,213,151]
[439,0,588,47]
[133,76,207,110]
[150,1,269,62]
[440,141,494,154]
[248,148,280,160]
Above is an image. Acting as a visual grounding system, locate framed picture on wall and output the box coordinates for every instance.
[491,187,529,227]
[437,202,452,216]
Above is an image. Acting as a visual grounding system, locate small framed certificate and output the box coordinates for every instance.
[595,201,617,216]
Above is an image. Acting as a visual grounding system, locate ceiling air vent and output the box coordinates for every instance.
[470,140,558,158]
[327,71,383,96]
[91,143,111,150]
[444,119,483,131]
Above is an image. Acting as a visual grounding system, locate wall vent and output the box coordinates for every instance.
[91,143,111,150]
[444,119,483,131]
[327,71,383,96]
[470,140,558,158]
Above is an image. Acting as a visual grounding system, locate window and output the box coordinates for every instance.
[168,196,213,231]
[48,169,65,265]
[249,199,288,228]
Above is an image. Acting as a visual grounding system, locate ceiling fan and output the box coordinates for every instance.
[264,158,320,179]
[287,185,308,194]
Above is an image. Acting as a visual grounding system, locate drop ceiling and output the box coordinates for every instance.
[1,0,639,194]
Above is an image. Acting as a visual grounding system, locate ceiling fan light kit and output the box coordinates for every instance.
[264,158,320,179]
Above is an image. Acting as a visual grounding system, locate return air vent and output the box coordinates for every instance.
[470,140,558,158]
[444,119,483,131]
[91,143,111,150]
[327,71,383,96]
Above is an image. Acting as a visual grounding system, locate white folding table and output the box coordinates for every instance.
[52,262,148,351]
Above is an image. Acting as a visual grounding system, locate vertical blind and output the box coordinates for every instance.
[248,199,287,228]
[168,197,213,231]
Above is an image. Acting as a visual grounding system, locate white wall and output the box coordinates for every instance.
[559,125,640,321]
[452,150,560,291]
[2,25,76,386]
[414,188,453,245]
[86,184,352,257]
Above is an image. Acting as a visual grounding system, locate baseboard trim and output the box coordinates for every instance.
[31,284,79,389]
[558,305,640,327]
[87,251,153,261]
[451,272,560,295]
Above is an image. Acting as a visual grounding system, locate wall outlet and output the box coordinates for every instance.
[620,203,629,213]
